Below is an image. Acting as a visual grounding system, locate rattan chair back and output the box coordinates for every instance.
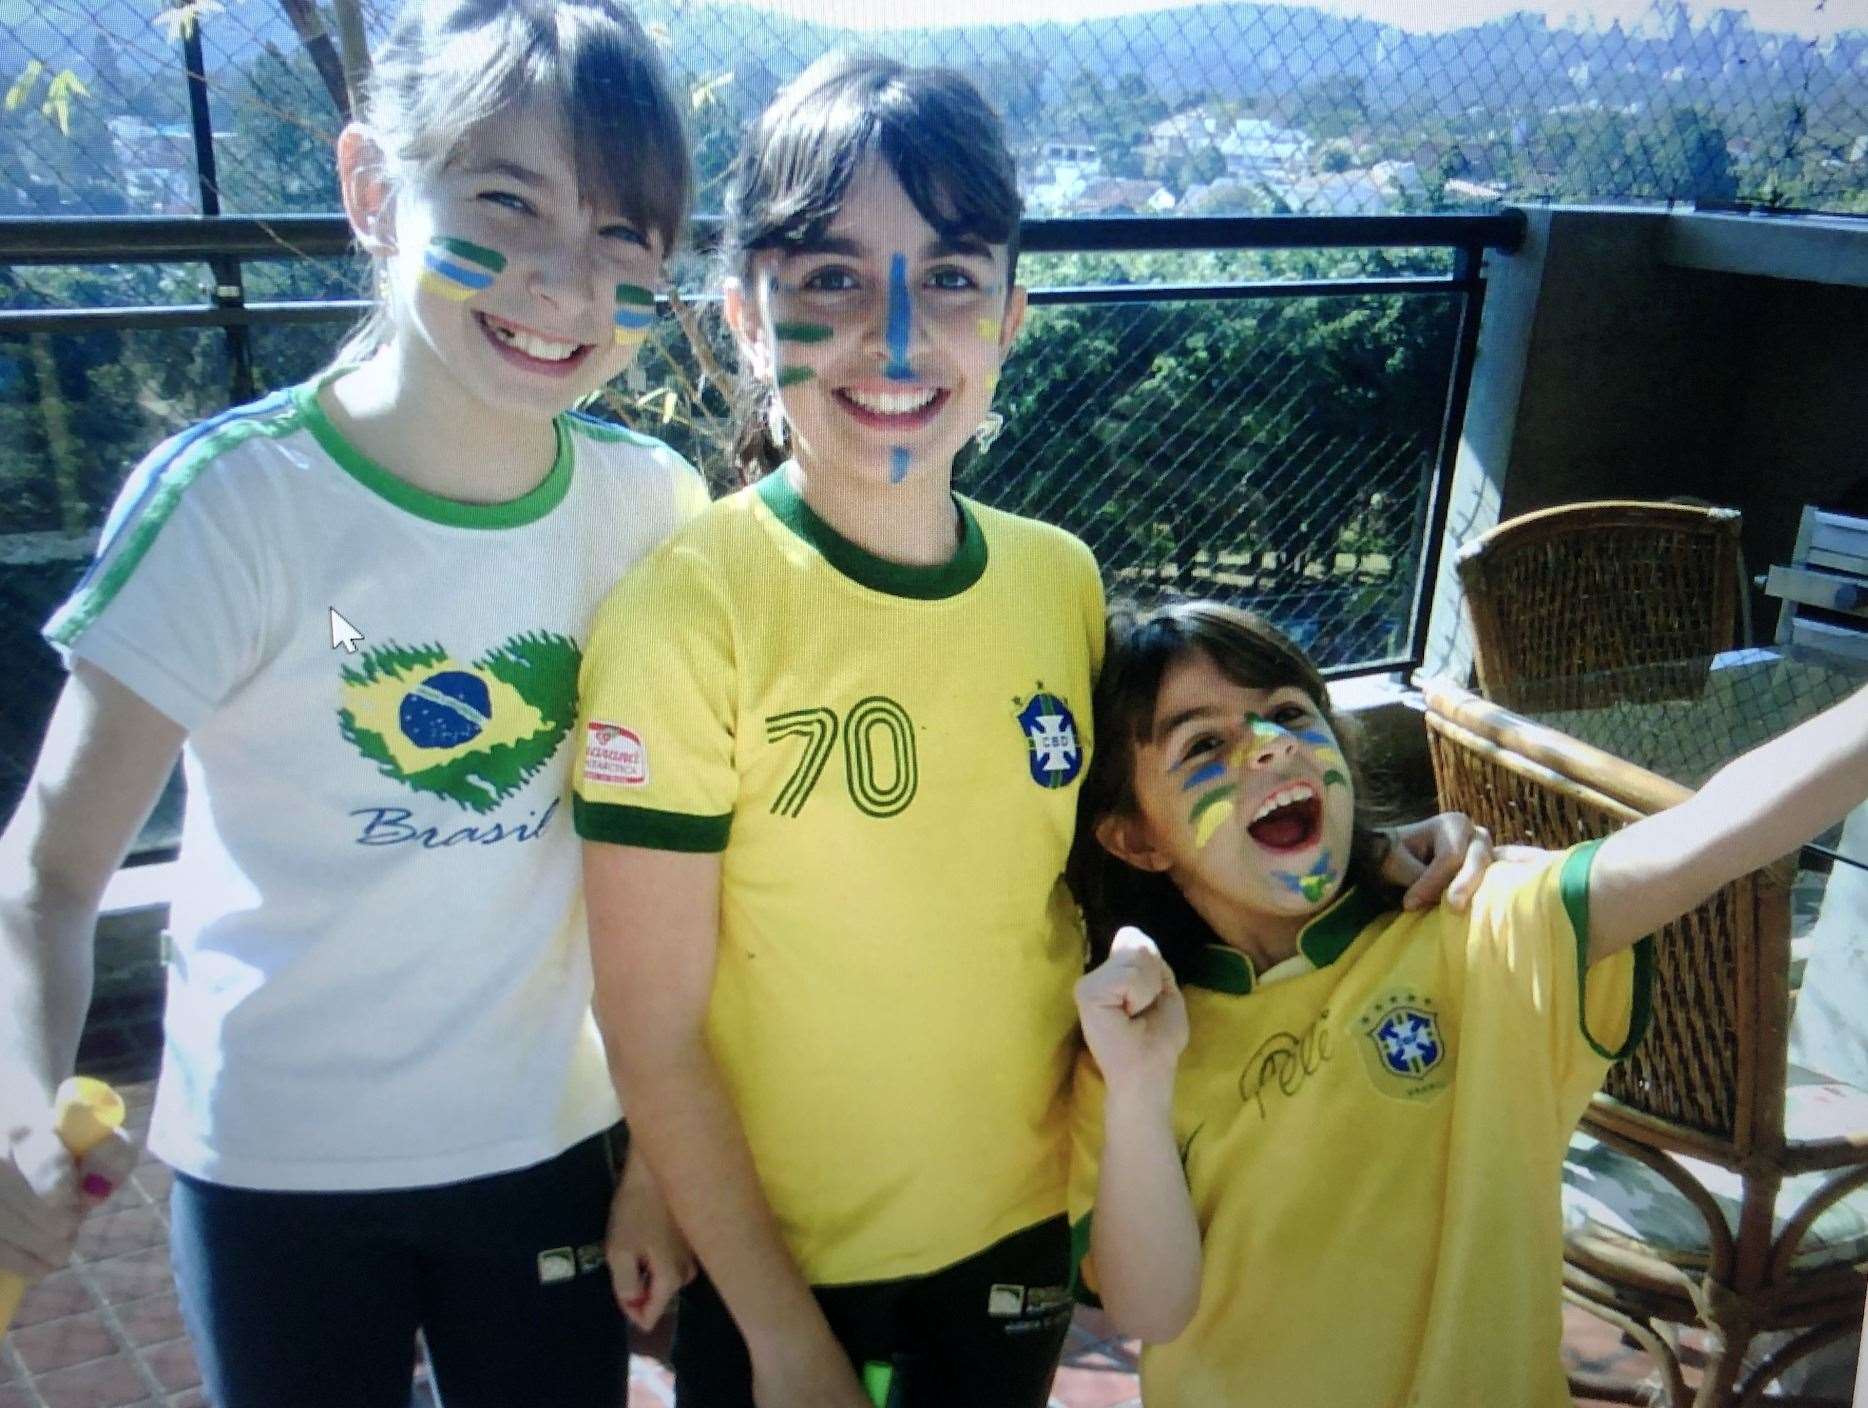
[1456,501,1744,711]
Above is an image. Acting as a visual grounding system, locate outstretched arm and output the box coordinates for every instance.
[1588,684,1868,964]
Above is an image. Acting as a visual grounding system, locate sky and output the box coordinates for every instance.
[731,0,1863,38]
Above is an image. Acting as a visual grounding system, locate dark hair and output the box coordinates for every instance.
[721,52,1023,480]
[340,0,691,362]
[1067,598,1400,974]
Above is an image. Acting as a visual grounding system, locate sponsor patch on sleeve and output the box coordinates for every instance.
[584,721,648,787]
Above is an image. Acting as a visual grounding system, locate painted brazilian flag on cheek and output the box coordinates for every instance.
[338,632,580,814]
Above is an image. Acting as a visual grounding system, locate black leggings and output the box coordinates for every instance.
[168,1128,629,1408]
[672,1215,1072,1408]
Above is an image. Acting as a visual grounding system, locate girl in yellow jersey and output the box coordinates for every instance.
[574,56,1492,1408]
[1067,597,1868,1408]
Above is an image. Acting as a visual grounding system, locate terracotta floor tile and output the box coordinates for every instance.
[7,1309,121,1376]
[112,1292,185,1350]
[128,1164,172,1205]
[0,1384,37,1408]
[136,1338,198,1395]
[1048,1361,1143,1408]
[82,1247,173,1306]
[30,1350,155,1408]
[75,1205,167,1263]
[9,1268,98,1329]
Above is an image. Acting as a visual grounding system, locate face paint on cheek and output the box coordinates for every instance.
[770,316,832,388]
[613,283,655,349]
[421,237,506,303]
[1189,783,1238,850]
[1295,727,1349,789]
[976,315,1002,344]
[884,252,914,381]
[1274,848,1340,904]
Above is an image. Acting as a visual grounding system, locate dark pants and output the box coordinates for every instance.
[169,1128,629,1408]
[672,1215,1072,1408]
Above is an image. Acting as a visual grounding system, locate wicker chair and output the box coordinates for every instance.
[1456,501,1745,711]
[1423,679,1868,1408]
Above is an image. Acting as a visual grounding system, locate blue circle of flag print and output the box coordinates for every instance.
[399,670,494,748]
[1017,691,1083,788]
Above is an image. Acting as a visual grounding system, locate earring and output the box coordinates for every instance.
[973,411,1004,452]
[765,394,788,449]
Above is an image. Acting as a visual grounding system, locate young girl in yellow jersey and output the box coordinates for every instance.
[575,54,1491,1408]
[1067,597,1868,1408]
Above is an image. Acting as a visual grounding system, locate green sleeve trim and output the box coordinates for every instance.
[1067,1211,1103,1308]
[573,796,730,852]
[1562,839,1654,1061]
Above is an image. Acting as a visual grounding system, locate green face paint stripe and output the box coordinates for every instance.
[862,1361,894,1407]
[428,236,505,271]
[1323,768,1348,788]
[1188,783,1237,828]
[773,321,833,344]
[1245,713,1283,740]
[614,282,654,307]
[777,366,816,386]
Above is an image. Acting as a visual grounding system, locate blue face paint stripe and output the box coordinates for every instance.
[421,256,495,290]
[1182,761,1227,791]
[613,307,655,330]
[1295,728,1333,746]
[884,252,913,381]
[889,447,912,483]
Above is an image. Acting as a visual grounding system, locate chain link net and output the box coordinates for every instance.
[3,0,1856,813]
[0,1,1860,219]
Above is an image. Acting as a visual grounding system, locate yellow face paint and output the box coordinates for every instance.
[1193,793,1236,850]
[976,315,1002,344]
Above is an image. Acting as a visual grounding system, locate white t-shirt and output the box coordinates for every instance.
[46,375,708,1191]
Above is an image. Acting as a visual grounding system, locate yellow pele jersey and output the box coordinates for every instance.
[575,468,1104,1285]
[1069,843,1653,1408]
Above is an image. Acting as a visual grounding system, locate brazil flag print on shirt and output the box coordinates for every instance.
[338,632,580,814]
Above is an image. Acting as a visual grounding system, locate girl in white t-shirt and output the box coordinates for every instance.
[0,1,698,1400]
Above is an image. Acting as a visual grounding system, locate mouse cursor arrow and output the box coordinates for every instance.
[329,608,364,654]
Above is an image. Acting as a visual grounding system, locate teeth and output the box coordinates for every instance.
[486,318,580,362]
[1251,782,1317,824]
[843,387,938,415]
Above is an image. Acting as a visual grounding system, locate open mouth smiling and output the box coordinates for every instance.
[476,311,593,373]
[833,385,951,429]
[1245,781,1323,852]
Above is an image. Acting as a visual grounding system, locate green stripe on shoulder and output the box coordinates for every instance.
[46,400,304,645]
[1563,839,1654,1061]
[573,795,730,852]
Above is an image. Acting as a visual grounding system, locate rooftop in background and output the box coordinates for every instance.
[0,1,1861,220]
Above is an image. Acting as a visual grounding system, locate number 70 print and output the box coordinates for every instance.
[765,698,918,820]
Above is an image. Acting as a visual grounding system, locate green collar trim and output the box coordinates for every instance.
[293,373,573,529]
[755,467,988,600]
[1183,883,1390,995]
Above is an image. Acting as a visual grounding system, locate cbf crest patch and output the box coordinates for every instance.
[1353,988,1453,1102]
[1013,686,1083,788]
